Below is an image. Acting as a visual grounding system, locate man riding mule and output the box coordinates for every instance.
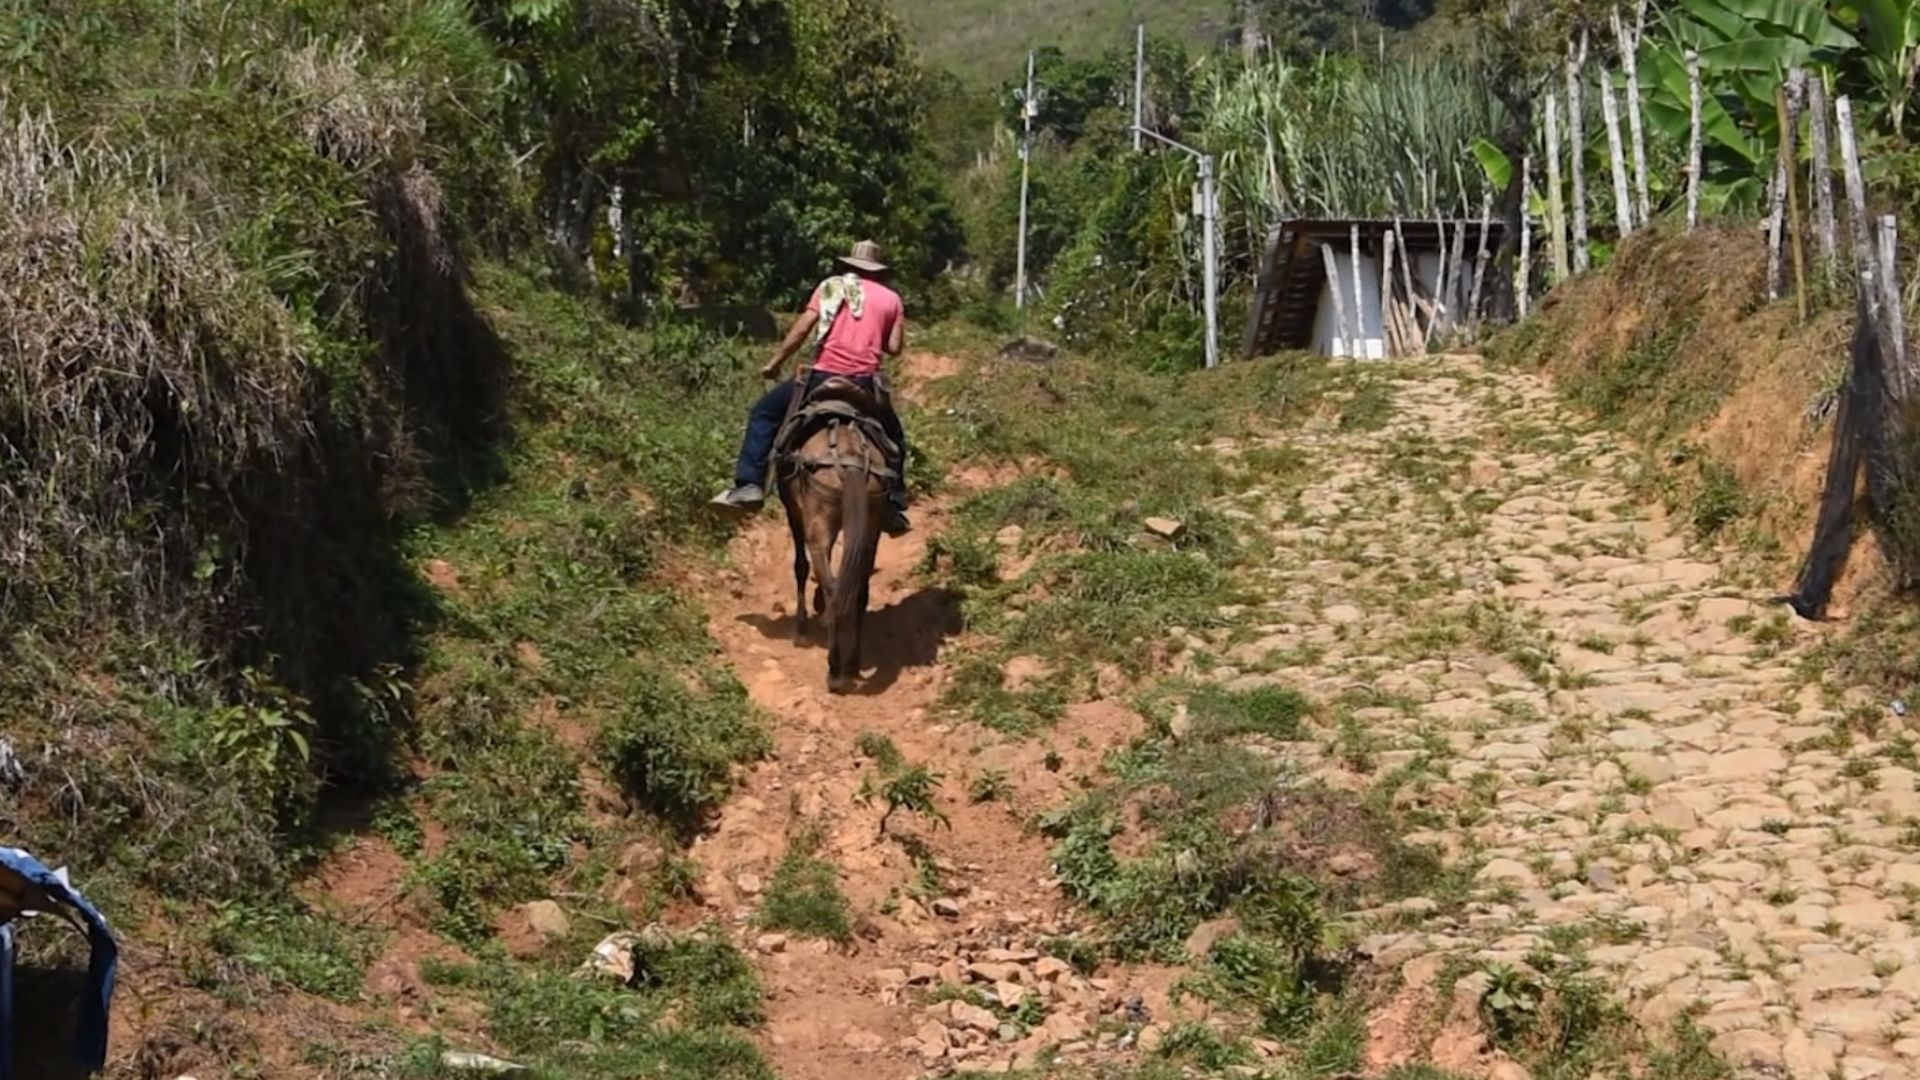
[711,240,911,537]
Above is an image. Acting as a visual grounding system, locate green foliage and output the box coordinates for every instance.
[758,827,854,942]
[1185,684,1314,741]
[424,930,768,1079]
[1691,460,1746,539]
[968,767,1012,802]
[1205,50,1509,225]
[204,901,377,1002]
[872,765,952,834]
[855,730,906,772]
[597,669,769,828]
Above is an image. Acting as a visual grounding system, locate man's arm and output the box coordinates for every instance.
[884,310,905,357]
[762,308,821,379]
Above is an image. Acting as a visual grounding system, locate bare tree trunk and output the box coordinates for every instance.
[1617,0,1651,226]
[1545,92,1569,283]
[1600,68,1634,236]
[1567,27,1592,271]
[1518,153,1534,318]
[1686,49,1703,231]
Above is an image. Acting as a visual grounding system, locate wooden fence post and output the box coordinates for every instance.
[1766,82,1791,302]
[1774,76,1808,318]
[1430,220,1451,346]
[1686,50,1703,232]
[1838,96,1874,287]
[1808,72,1839,282]
[1881,215,1910,387]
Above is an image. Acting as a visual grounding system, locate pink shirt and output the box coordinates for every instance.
[807,278,902,378]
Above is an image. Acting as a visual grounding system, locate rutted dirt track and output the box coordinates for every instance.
[686,354,1178,1079]
[690,348,1920,1080]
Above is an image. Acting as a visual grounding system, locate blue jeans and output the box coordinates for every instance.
[734,371,907,505]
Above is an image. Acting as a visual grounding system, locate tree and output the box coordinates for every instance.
[1440,0,1582,316]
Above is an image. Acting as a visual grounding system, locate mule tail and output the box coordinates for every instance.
[827,442,878,631]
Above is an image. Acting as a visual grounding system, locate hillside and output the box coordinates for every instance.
[889,0,1228,85]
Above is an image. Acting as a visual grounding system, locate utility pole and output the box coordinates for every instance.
[1128,23,1215,368]
[1015,50,1036,310]
[1132,25,1144,152]
[1200,154,1220,369]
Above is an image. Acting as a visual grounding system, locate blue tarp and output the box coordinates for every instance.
[0,847,118,1079]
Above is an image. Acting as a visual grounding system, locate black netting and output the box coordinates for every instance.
[1786,295,1901,618]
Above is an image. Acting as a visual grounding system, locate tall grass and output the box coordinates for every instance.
[1202,51,1509,255]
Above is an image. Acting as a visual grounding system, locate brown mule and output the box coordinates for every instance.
[778,415,890,694]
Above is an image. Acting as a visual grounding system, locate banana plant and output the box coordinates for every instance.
[1831,0,1920,135]
[1623,0,1861,213]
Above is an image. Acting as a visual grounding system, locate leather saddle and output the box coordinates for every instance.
[772,373,900,477]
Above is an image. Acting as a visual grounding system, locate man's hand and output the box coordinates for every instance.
[760,356,786,380]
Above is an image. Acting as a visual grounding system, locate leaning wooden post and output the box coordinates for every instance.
[1808,73,1839,284]
[1394,217,1424,354]
[1321,243,1351,357]
[1568,27,1592,271]
[1466,191,1495,331]
[1430,220,1452,346]
[1614,0,1652,225]
[1686,49,1703,232]
[1545,91,1570,282]
[1350,223,1367,358]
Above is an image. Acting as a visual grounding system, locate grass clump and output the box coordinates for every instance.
[201,901,378,1003]
[757,828,854,943]
[596,669,768,830]
[1690,460,1745,540]
[1185,683,1312,740]
[854,730,906,771]
[423,927,769,1080]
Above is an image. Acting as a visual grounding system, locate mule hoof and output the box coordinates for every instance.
[827,673,853,695]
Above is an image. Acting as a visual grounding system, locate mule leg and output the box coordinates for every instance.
[852,571,872,671]
[785,494,810,642]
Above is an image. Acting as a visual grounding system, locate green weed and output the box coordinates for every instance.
[757,830,853,943]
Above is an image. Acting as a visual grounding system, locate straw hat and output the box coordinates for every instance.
[835,239,889,273]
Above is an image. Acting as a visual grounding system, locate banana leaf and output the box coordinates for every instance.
[1691,0,1859,50]
[1642,44,1766,164]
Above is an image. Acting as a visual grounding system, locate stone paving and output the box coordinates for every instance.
[1196,355,1916,1080]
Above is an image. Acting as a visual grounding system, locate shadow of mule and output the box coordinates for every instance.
[736,585,962,695]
